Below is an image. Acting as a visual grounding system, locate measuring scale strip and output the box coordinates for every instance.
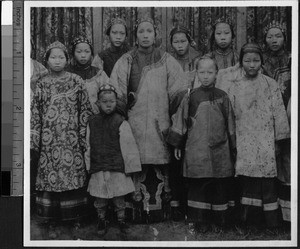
[12,1,24,196]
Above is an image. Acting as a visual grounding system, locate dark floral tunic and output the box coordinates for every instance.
[30,72,92,192]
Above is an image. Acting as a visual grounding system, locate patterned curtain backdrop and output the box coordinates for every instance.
[30,7,93,64]
[31,7,292,64]
[246,7,292,51]
[99,7,163,51]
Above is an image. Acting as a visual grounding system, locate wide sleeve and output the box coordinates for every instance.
[267,77,290,141]
[30,80,46,153]
[76,76,93,153]
[119,121,141,174]
[222,94,236,151]
[166,54,190,116]
[165,92,189,148]
[85,69,110,114]
[109,54,132,116]
[287,97,291,124]
[37,61,48,78]
[84,123,91,171]
[91,54,104,71]
[216,63,240,93]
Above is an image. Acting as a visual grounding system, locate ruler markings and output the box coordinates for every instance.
[11,1,24,196]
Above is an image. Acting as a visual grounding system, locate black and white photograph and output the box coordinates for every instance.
[24,1,298,247]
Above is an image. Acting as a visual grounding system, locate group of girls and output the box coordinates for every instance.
[30,15,291,238]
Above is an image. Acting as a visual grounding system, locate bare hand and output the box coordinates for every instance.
[174,148,182,160]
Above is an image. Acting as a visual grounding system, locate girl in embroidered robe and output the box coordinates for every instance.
[204,17,239,79]
[85,84,141,236]
[263,21,292,225]
[30,39,48,214]
[67,36,109,114]
[109,17,189,223]
[216,43,290,229]
[166,56,236,233]
[92,17,130,77]
[30,41,93,238]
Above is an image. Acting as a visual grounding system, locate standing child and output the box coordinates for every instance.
[92,17,130,77]
[170,26,200,87]
[218,43,290,231]
[168,25,200,221]
[206,17,239,70]
[85,84,141,236]
[68,36,109,114]
[166,56,236,233]
[30,41,92,238]
[263,21,290,79]
[263,22,291,227]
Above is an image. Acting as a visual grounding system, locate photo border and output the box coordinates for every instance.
[24,1,298,247]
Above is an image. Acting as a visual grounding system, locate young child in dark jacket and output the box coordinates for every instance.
[85,84,141,236]
[166,55,236,233]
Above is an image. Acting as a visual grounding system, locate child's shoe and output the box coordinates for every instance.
[97,219,107,236]
[48,222,58,239]
[188,222,196,235]
[196,222,210,234]
[171,207,184,222]
[119,221,129,233]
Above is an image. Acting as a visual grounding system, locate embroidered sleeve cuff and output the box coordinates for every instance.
[165,128,186,148]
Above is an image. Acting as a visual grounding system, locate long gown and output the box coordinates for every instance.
[110,45,189,222]
[30,72,93,220]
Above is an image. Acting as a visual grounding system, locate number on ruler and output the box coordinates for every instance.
[15,105,22,111]
[15,162,22,167]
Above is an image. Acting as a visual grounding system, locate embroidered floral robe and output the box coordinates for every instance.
[30,72,92,192]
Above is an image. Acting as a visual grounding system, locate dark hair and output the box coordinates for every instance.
[45,48,69,62]
[106,24,128,37]
[169,26,192,44]
[263,28,286,52]
[239,43,264,66]
[98,89,117,100]
[196,55,219,71]
[72,42,94,57]
[210,21,235,51]
[135,21,157,45]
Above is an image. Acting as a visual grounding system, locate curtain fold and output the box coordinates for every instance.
[31,7,291,65]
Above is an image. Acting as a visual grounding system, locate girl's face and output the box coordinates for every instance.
[74,42,92,65]
[109,24,126,47]
[136,22,155,48]
[242,52,261,78]
[47,48,67,72]
[172,32,189,56]
[214,22,232,50]
[98,91,117,115]
[197,59,217,87]
[266,28,285,52]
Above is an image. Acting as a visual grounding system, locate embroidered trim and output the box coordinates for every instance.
[241,197,262,207]
[188,200,211,210]
[279,199,291,208]
[212,203,229,211]
[263,202,279,211]
[170,201,180,207]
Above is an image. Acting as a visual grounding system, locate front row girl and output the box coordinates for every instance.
[84,84,141,236]
[30,41,93,238]
[166,55,236,233]
[217,43,290,231]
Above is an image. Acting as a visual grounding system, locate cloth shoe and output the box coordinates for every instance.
[97,219,107,236]
[119,221,129,233]
[171,207,184,222]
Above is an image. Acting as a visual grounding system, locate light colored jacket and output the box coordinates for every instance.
[110,48,189,165]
